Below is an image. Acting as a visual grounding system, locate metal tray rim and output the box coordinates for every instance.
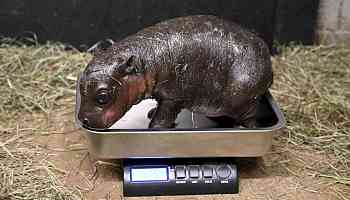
[77,91,285,135]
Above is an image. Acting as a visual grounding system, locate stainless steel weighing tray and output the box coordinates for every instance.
[78,92,285,159]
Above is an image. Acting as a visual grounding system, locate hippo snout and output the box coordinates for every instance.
[82,117,89,126]
[75,72,119,130]
[78,112,106,129]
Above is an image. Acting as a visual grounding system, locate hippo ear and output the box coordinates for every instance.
[114,56,137,77]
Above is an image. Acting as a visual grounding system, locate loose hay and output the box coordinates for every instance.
[0,150,81,200]
[0,39,89,200]
[0,39,91,124]
[0,127,83,200]
[271,45,350,186]
[0,38,349,199]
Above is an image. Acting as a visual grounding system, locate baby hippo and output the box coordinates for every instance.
[76,15,273,130]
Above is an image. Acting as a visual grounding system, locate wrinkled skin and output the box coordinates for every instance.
[77,15,273,130]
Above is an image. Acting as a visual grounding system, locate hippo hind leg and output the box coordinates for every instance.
[223,95,258,128]
[236,98,258,128]
[149,100,183,128]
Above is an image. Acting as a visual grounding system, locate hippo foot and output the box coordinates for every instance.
[240,118,257,128]
[148,121,176,128]
[208,116,256,128]
[147,108,157,119]
[148,100,182,129]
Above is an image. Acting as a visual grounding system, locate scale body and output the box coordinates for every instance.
[123,158,238,196]
[77,92,285,196]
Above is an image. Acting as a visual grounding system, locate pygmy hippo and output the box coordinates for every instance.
[76,15,273,129]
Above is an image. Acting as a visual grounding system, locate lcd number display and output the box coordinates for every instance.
[131,167,169,182]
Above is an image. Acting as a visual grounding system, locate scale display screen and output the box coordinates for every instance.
[130,167,169,182]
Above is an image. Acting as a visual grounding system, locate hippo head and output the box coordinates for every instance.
[76,54,147,130]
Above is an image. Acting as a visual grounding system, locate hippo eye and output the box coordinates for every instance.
[96,90,110,105]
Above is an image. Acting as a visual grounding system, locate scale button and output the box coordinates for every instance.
[202,166,213,178]
[216,165,231,179]
[175,166,186,179]
[189,166,200,178]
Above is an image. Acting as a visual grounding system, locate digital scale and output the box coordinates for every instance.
[76,92,285,197]
[123,158,238,196]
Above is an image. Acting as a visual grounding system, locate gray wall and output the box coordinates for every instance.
[316,0,350,44]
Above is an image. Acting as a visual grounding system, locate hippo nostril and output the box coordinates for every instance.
[82,118,89,126]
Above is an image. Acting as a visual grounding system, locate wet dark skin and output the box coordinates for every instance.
[77,15,273,130]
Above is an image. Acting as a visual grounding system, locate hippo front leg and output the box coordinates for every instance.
[149,100,182,128]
